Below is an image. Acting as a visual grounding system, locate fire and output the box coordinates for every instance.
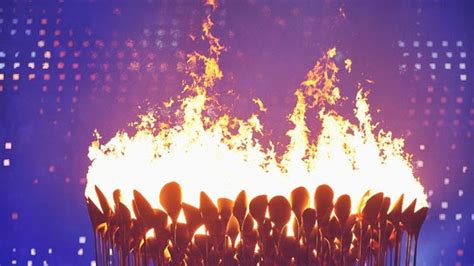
[85,3,427,217]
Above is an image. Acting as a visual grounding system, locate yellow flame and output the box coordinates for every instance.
[205,0,218,10]
[253,98,267,113]
[300,47,341,107]
[85,6,427,215]
[344,58,352,73]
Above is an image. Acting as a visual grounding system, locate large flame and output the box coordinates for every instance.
[85,4,427,215]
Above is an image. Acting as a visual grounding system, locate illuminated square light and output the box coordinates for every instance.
[28,261,33,266]
[31,248,36,256]
[439,213,446,221]
[459,63,466,69]
[428,190,434,197]
[78,248,84,256]
[44,51,51,58]
[460,52,466,58]
[79,236,86,244]
[419,144,425,150]
[442,40,448,47]
[455,213,462,221]
[0,73,4,80]
[429,63,436,70]
[426,40,433,47]
[13,73,19,80]
[3,159,10,166]
[471,214,474,220]
[42,62,49,69]
[413,41,419,47]
[414,63,421,70]
[25,29,31,35]
[460,74,467,81]
[43,260,48,266]
[91,261,97,266]
[13,62,20,69]
[0,51,5,57]
[397,40,405,47]
[5,142,11,149]
[456,41,463,47]
[444,63,451,69]
[12,260,17,265]
[446,52,453,58]
[458,190,463,197]
[462,166,468,173]
[11,212,18,220]
[28,62,35,69]
[416,52,422,58]
[31,51,36,58]
[48,248,53,254]
[441,201,448,209]
[444,178,450,185]
[416,160,424,168]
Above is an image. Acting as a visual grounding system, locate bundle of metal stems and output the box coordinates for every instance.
[86,182,428,265]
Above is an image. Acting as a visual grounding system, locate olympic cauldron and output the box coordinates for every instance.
[86,181,427,265]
